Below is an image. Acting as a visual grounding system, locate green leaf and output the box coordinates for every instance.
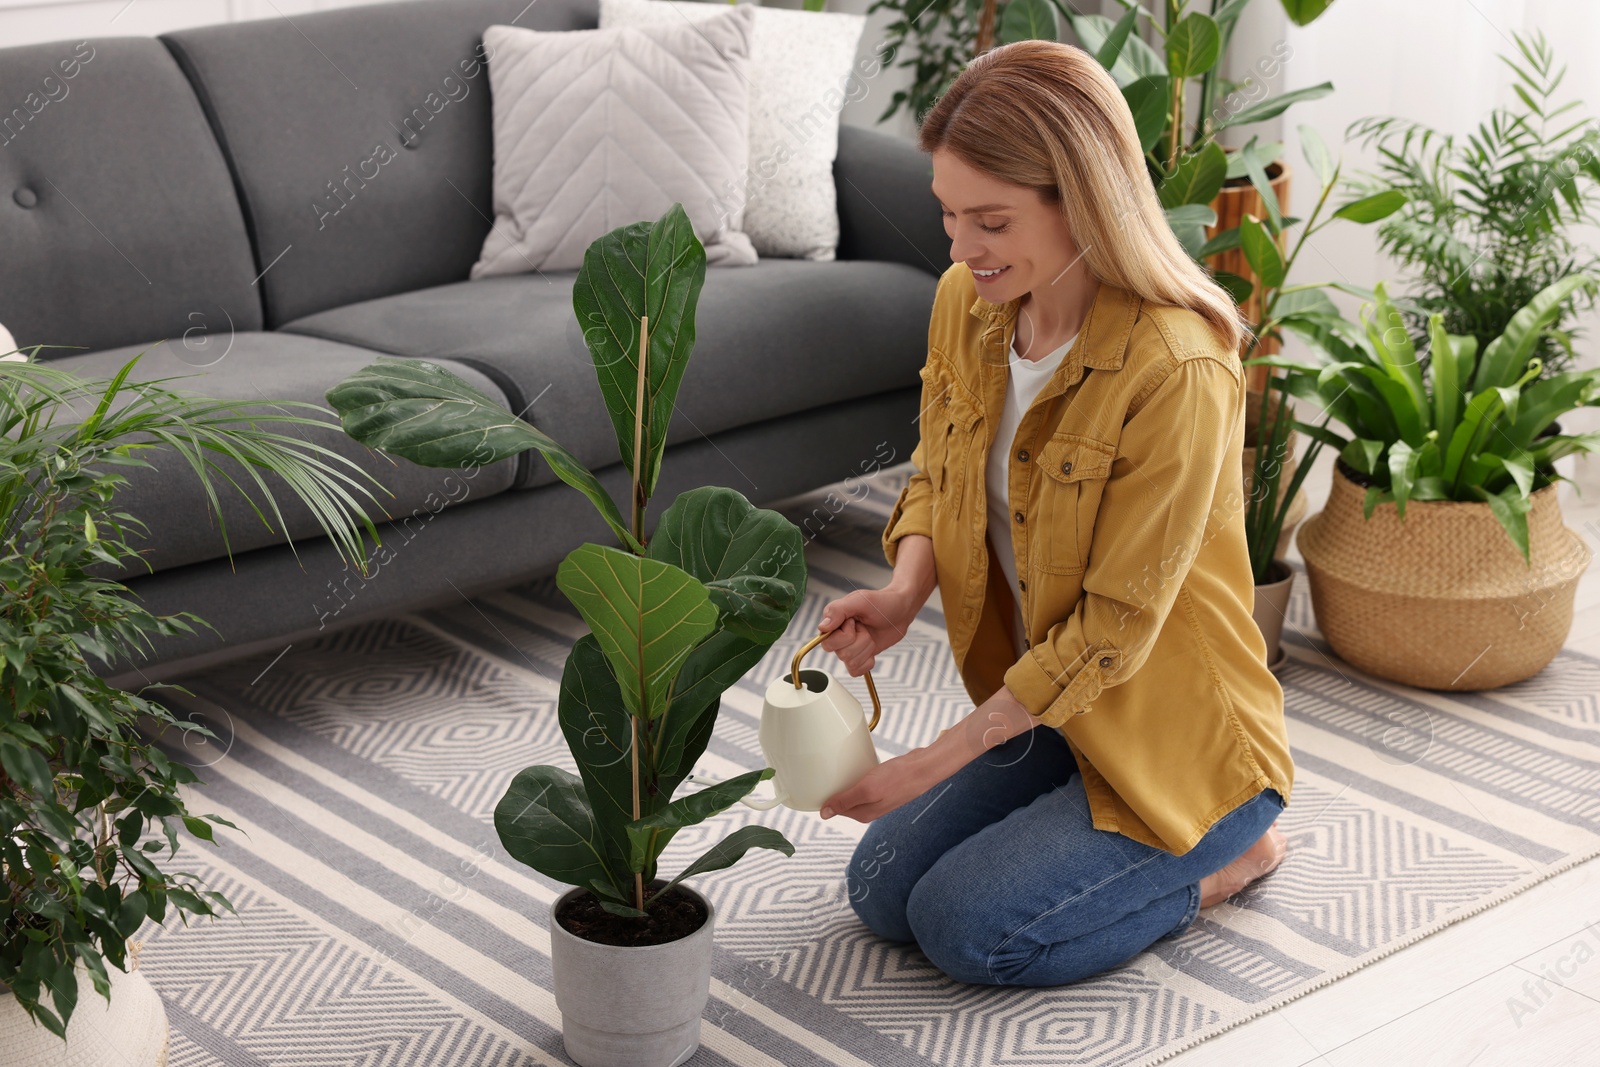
[1160,142,1229,209]
[555,545,719,722]
[1093,4,1139,69]
[1429,314,1465,445]
[1121,75,1171,154]
[326,357,643,553]
[1215,82,1334,131]
[1475,481,1533,564]
[644,824,794,908]
[0,737,54,797]
[1298,123,1337,187]
[557,634,643,886]
[1473,273,1599,393]
[1332,190,1407,223]
[624,768,774,871]
[998,0,1058,44]
[1240,214,1286,290]
[1166,12,1221,79]
[1213,270,1255,304]
[1238,137,1283,233]
[1364,281,1430,439]
[1280,0,1333,26]
[1068,12,1168,85]
[645,487,806,786]
[573,202,707,502]
[494,765,619,890]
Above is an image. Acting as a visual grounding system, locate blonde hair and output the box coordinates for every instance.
[919,39,1252,358]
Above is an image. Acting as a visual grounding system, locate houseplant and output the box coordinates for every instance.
[1230,124,1410,666]
[1256,275,1600,689]
[1346,28,1600,379]
[325,204,807,1067]
[0,345,385,1058]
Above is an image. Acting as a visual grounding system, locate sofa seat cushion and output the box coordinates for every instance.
[281,258,937,490]
[50,333,518,580]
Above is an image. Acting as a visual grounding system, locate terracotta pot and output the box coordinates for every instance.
[549,883,716,1067]
[1296,462,1591,689]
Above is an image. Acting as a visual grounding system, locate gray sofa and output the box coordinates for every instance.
[0,0,948,684]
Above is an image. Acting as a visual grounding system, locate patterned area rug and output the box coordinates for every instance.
[138,465,1600,1067]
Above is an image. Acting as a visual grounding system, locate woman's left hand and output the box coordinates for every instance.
[820,749,950,823]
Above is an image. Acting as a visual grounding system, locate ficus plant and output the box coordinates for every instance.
[1,348,386,1035]
[1251,273,1600,562]
[326,203,805,918]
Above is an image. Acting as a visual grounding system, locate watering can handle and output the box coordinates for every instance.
[795,628,882,732]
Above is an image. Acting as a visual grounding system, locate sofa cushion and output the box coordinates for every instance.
[50,334,518,580]
[281,258,937,490]
[474,7,759,277]
[161,0,599,328]
[0,38,262,355]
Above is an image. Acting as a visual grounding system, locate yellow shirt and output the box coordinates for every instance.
[882,264,1295,856]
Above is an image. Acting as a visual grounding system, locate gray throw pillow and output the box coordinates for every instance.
[472,4,759,278]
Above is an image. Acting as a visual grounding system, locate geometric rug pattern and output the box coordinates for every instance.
[138,463,1600,1066]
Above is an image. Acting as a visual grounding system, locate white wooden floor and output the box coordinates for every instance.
[1166,405,1600,1067]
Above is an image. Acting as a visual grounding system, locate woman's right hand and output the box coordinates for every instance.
[815,586,919,677]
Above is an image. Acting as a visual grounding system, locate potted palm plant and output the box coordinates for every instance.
[1346,28,1600,380]
[325,204,807,1067]
[1257,275,1600,689]
[0,344,385,1061]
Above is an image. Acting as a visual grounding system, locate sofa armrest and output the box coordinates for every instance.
[834,126,950,277]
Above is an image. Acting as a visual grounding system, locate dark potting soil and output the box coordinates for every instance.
[556,882,708,947]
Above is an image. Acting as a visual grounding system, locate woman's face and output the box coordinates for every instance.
[930,147,1084,306]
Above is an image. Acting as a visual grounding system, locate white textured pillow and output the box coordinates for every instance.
[600,0,865,261]
[472,5,759,278]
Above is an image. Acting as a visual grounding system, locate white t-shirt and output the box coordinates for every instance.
[986,330,1079,657]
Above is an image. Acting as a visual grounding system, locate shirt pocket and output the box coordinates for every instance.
[1034,432,1117,574]
[919,360,984,509]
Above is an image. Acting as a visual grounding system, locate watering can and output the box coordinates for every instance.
[685,627,884,811]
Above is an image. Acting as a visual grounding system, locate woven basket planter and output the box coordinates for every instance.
[1296,462,1591,689]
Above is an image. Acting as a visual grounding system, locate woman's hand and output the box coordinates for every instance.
[819,748,947,822]
[816,584,920,676]
[818,686,1040,823]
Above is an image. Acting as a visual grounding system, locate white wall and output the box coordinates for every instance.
[1277,0,1600,371]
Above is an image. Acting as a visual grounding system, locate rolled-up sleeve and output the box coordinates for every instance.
[1003,355,1242,728]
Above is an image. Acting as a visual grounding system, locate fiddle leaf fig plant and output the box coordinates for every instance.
[1252,273,1600,562]
[326,203,804,918]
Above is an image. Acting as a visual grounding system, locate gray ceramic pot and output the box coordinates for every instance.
[549,883,716,1067]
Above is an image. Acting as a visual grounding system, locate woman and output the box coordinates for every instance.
[814,39,1295,988]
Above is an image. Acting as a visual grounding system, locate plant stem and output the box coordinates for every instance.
[631,713,644,911]
[632,316,649,552]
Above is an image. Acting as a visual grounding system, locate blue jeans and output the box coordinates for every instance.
[846,725,1286,987]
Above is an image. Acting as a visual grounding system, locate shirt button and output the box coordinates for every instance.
[1018,579,1026,591]
[1061,460,1074,476]
[1099,656,1114,668]
[1014,511,1025,524]
[942,396,950,407]
[1017,448,1030,463]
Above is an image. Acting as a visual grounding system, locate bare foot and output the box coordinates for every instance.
[1198,825,1287,908]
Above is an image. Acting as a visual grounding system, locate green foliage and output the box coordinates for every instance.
[0,350,385,1035]
[1235,126,1409,583]
[1260,275,1600,561]
[1346,29,1600,378]
[327,204,806,919]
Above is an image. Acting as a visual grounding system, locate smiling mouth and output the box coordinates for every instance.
[971,265,1009,281]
